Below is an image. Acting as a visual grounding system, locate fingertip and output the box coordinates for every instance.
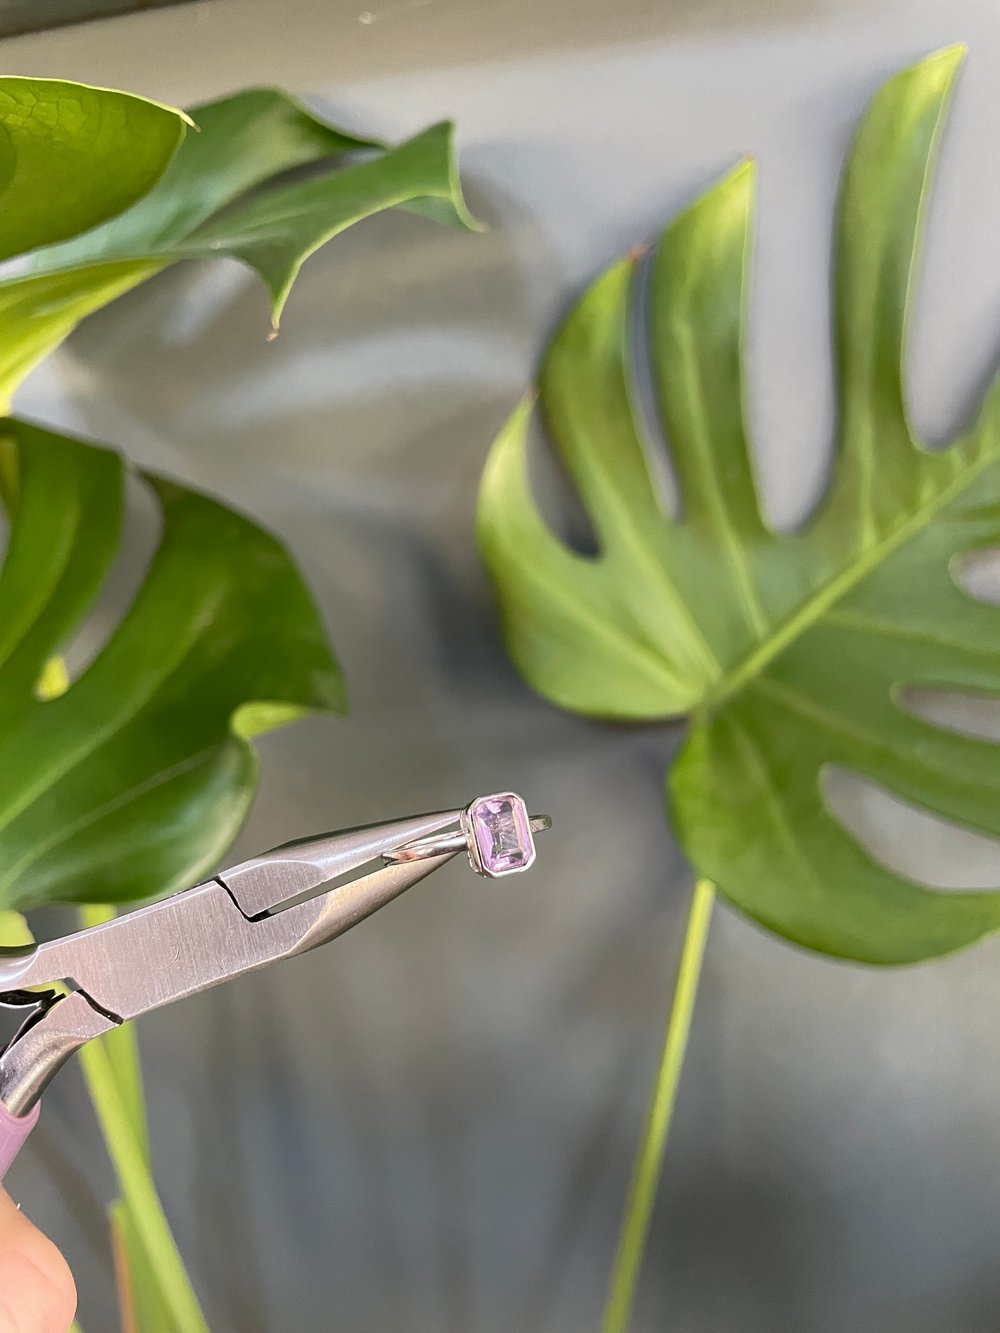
[0,1189,78,1333]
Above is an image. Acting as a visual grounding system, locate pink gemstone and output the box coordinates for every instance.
[467,793,535,877]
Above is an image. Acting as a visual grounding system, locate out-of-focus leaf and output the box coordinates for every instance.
[0,89,475,406]
[33,88,377,263]
[0,78,186,263]
[0,416,345,912]
[479,47,1000,963]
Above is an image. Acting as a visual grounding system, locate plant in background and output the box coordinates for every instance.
[479,45,999,1331]
[0,78,475,1330]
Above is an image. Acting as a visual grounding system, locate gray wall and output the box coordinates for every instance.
[0,0,195,41]
[8,1,1000,1329]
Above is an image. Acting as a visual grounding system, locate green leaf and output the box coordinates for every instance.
[0,88,475,407]
[0,78,186,263]
[0,416,345,912]
[479,45,1000,964]
[168,119,477,323]
[32,88,378,263]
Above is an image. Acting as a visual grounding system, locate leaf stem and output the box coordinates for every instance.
[78,1036,209,1333]
[601,878,715,1333]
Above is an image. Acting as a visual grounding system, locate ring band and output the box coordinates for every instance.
[384,793,551,879]
[388,815,552,861]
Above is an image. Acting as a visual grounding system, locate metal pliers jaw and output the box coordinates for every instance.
[0,794,549,1174]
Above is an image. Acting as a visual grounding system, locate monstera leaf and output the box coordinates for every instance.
[0,78,187,262]
[0,77,474,907]
[0,76,474,1333]
[479,46,1000,965]
[0,416,344,913]
[0,81,475,406]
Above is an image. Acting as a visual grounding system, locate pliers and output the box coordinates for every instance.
[0,791,549,1180]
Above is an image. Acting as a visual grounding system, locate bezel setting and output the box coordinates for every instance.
[462,792,537,878]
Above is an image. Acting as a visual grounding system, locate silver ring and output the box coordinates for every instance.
[385,792,551,879]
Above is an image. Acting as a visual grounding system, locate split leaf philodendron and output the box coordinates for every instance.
[479,45,1000,967]
[0,79,476,910]
[0,75,477,1333]
[0,85,476,408]
[0,79,188,262]
[0,416,345,914]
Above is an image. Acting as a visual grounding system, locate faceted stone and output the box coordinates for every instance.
[467,792,535,876]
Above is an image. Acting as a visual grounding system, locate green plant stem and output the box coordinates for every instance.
[601,878,715,1333]
[78,1036,208,1333]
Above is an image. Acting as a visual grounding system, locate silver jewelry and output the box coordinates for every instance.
[386,792,551,878]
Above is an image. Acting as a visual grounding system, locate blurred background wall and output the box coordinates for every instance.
[0,0,192,39]
[8,1,1000,1328]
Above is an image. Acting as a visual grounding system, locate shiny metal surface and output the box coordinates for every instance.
[0,858,452,1027]
[0,801,538,1116]
[387,814,552,864]
[0,993,116,1117]
[222,809,465,918]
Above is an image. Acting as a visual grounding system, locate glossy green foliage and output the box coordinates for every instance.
[0,74,476,1328]
[479,47,1000,963]
[0,417,345,912]
[0,78,187,263]
[0,76,478,913]
[0,83,475,406]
